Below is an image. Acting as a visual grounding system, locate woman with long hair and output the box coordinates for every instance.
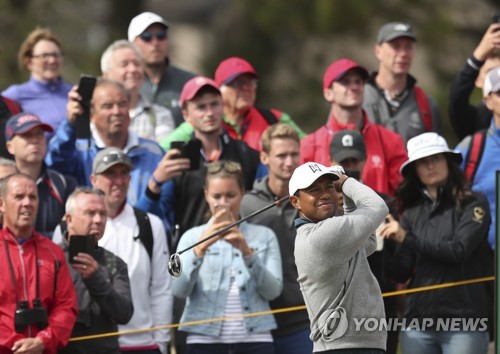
[172,161,282,354]
[380,132,492,354]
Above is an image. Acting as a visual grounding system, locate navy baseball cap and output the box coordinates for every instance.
[5,113,53,140]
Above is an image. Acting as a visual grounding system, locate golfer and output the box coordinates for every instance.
[289,162,388,353]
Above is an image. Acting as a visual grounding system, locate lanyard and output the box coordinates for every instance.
[36,175,63,205]
[3,236,41,305]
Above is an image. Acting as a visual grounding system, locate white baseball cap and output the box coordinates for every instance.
[289,162,340,196]
[128,12,169,42]
[399,132,462,176]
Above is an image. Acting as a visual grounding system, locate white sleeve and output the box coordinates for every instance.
[148,213,173,348]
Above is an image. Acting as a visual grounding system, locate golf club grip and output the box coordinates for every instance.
[178,195,289,255]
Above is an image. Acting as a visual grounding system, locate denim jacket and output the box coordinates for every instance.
[172,221,283,337]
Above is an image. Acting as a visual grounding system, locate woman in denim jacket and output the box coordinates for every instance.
[172,161,283,354]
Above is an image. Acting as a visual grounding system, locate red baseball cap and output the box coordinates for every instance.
[214,57,259,86]
[323,58,369,89]
[180,76,220,106]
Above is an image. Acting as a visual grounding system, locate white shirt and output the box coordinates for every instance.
[98,204,172,351]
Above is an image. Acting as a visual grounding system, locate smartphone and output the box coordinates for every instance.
[215,204,233,222]
[170,139,201,171]
[493,13,500,24]
[75,74,97,140]
[69,235,96,263]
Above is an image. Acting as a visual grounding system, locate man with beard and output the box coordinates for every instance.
[289,163,388,353]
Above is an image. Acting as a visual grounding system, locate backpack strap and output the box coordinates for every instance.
[133,207,154,260]
[464,129,487,183]
[256,107,279,125]
[413,86,432,131]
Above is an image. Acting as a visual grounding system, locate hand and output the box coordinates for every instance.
[378,214,406,243]
[148,149,190,193]
[66,85,83,125]
[330,165,345,176]
[223,228,253,257]
[193,209,233,256]
[72,252,99,279]
[473,23,500,61]
[12,337,45,354]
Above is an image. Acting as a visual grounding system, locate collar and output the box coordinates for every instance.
[325,110,370,136]
[367,71,417,90]
[294,217,314,229]
[28,75,65,90]
[91,124,139,153]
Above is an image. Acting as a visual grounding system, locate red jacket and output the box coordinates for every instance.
[0,228,77,354]
[300,112,407,196]
[223,107,282,151]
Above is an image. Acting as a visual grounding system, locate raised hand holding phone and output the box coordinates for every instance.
[75,74,96,140]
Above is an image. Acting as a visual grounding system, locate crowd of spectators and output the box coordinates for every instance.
[0,11,497,354]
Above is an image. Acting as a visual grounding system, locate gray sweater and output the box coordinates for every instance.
[294,178,388,352]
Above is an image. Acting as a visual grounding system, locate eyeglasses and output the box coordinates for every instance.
[227,76,258,89]
[31,52,63,60]
[206,161,242,174]
[139,30,167,42]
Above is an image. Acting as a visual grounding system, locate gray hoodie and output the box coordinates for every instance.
[294,178,388,352]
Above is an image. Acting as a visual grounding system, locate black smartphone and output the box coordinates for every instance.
[75,74,97,140]
[493,13,500,24]
[170,140,201,171]
[69,235,96,263]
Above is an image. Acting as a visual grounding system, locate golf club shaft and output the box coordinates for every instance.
[177,195,289,255]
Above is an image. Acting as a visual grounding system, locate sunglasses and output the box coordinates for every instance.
[206,161,241,174]
[139,30,167,42]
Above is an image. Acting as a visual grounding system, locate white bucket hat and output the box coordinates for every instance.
[289,162,340,196]
[399,132,462,176]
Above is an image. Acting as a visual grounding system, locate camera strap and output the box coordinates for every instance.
[3,236,42,305]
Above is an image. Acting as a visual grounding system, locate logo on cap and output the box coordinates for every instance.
[341,134,354,148]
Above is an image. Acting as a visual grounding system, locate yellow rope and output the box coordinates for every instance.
[69,275,495,342]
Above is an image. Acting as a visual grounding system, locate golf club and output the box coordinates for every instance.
[168,195,289,277]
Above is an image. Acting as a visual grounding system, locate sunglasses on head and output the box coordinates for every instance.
[139,30,167,42]
[206,161,241,175]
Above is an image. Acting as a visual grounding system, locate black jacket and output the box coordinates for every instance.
[240,177,309,336]
[448,56,492,140]
[391,190,492,326]
[171,132,260,250]
[59,239,134,354]
[36,165,78,239]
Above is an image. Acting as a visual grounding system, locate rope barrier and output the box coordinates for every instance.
[69,275,495,342]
